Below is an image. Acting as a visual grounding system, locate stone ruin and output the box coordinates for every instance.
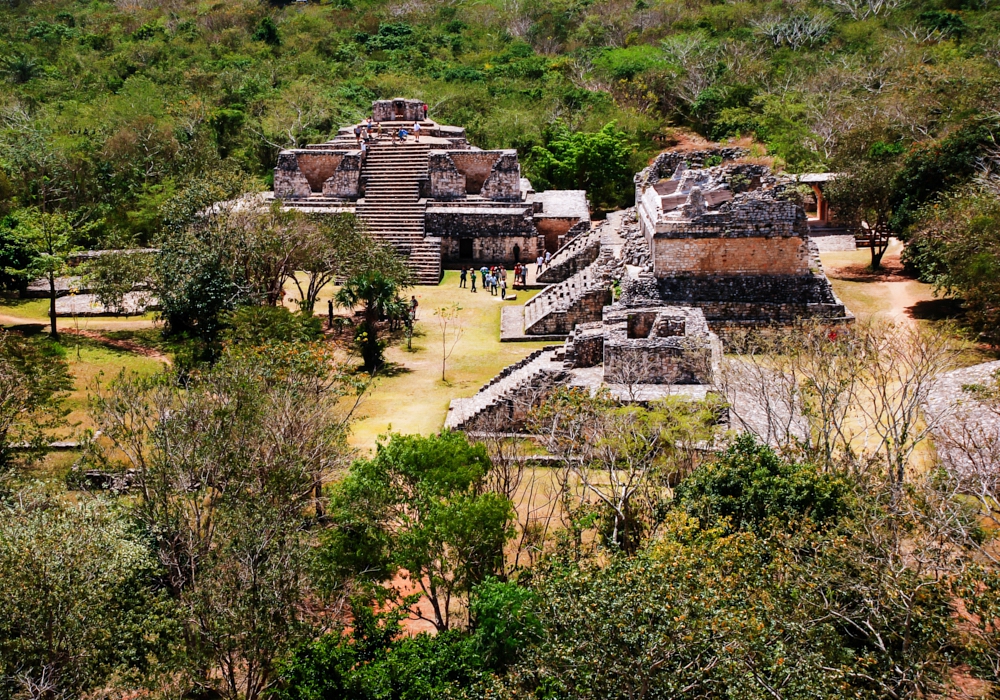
[449,145,853,433]
[270,98,590,283]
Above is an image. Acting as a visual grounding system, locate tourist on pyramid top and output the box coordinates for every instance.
[413,121,421,142]
[422,102,428,119]
[376,121,382,139]
[353,124,361,144]
[397,128,408,142]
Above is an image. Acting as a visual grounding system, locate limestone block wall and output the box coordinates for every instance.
[449,152,502,194]
[481,153,521,201]
[372,98,425,122]
[441,235,542,264]
[274,149,359,199]
[322,154,361,198]
[274,152,311,198]
[428,152,466,199]
[563,322,604,368]
[425,207,536,237]
[652,236,812,277]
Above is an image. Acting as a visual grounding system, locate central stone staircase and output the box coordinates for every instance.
[358,142,440,284]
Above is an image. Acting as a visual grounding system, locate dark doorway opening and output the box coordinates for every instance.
[512,244,521,263]
[459,238,473,259]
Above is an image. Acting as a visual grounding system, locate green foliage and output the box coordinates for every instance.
[890,124,996,232]
[527,122,636,213]
[253,17,281,46]
[673,434,849,533]
[468,579,541,668]
[221,306,323,346]
[335,270,408,372]
[320,432,515,630]
[906,179,1000,341]
[506,505,952,700]
[0,492,176,698]
[0,330,70,484]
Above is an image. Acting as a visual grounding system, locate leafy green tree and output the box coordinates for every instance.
[673,433,849,534]
[0,491,176,699]
[89,343,363,700]
[320,432,516,631]
[0,330,70,485]
[826,143,902,270]
[335,271,407,373]
[906,178,1000,342]
[84,246,155,318]
[527,122,636,213]
[10,209,87,339]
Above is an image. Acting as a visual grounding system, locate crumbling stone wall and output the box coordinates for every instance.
[428,152,465,199]
[449,152,502,194]
[602,305,719,385]
[274,149,358,198]
[481,152,521,201]
[372,98,425,122]
[322,154,361,198]
[274,152,312,198]
[563,322,604,368]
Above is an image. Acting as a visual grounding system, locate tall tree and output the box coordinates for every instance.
[89,343,363,700]
[321,432,516,631]
[12,209,86,339]
[335,271,407,373]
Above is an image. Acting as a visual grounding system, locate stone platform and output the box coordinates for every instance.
[500,306,568,343]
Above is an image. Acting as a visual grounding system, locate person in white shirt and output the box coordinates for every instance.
[413,121,421,142]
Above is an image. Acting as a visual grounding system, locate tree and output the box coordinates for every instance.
[88,343,364,700]
[0,330,70,486]
[434,303,464,382]
[85,246,155,318]
[527,121,637,213]
[907,173,1000,342]
[674,434,849,533]
[321,432,516,632]
[11,209,86,339]
[0,491,176,700]
[531,389,720,555]
[825,156,900,270]
[335,271,407,373]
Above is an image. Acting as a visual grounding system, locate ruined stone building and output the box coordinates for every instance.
[448,146,853,433]
[271,98,590,283]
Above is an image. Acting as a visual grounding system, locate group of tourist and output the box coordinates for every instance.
[354,104,429,153]
[457,262,536,298]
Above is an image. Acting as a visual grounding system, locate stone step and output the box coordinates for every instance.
[444,348,564,429]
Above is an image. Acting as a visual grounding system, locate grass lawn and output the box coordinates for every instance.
[350,270,552,451]
[55,335,167,440]
[0,296,158,330]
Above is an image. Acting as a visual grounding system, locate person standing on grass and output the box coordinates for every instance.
[500,277,507,300]
[470,271,477,292]
[410,295,419,320]
[459,267,467,288]
[480,265,488,288]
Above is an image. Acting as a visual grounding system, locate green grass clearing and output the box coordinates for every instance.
[349,270,551,451]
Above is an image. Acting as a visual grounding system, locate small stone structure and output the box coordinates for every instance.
[270,99,590,283]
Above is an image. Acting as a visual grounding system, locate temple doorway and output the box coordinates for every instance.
[459,238,473,259]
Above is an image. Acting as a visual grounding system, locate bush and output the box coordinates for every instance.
[673,434,849,532]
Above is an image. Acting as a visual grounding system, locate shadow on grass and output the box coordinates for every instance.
[908,298,967,322]
[6,322,47,335]
[347,361,413,379]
